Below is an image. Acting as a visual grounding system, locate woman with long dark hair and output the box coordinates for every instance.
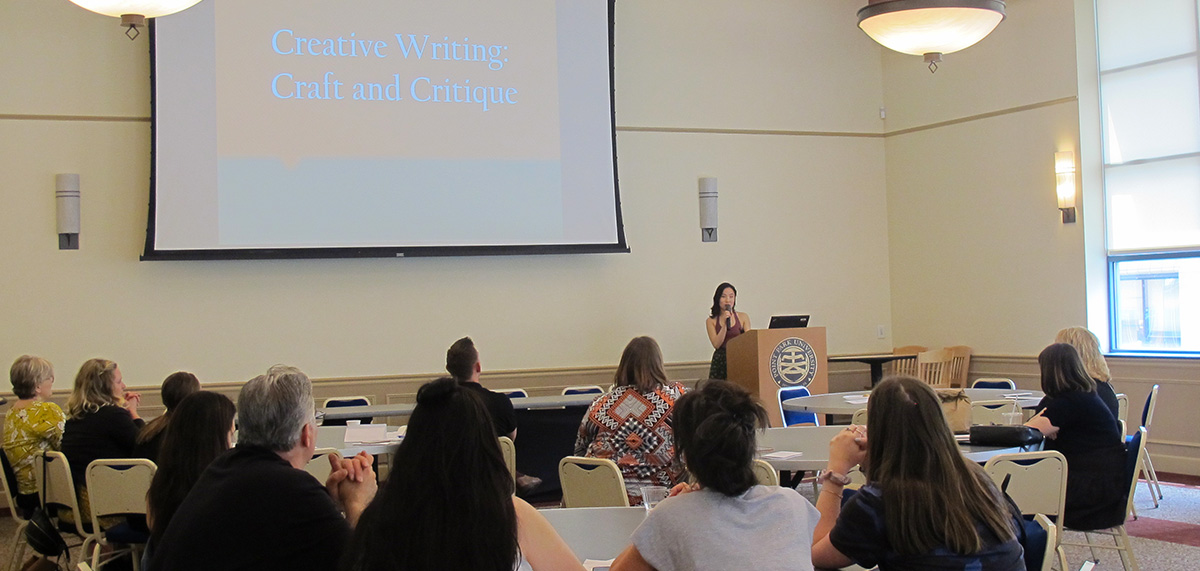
[1026,343,1127,530]
[135,371,201,461]
[342,378,582,571]
[1054,327,1120,421]
[705,282,750,380]
[145,391,236,548]
[575,337,687,505]
[611,381,820,571]
[811,376,1024,570]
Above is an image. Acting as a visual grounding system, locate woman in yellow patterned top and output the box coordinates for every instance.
[2,355,66,516]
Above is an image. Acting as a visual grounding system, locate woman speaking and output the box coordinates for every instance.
[706,282,751,380]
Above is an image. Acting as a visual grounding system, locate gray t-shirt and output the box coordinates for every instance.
[632,485,819,571]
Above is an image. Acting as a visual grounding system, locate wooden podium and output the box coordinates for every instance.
[726,327,828,427]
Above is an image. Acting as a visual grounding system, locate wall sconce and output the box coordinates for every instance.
[1055,151,1076,224]
[56,174,81,250]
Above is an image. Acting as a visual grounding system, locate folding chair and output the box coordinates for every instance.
[83,459,156,570]
[1130,386,1161,507]
[561,386,603,396]
[752,459,779,486]
[984,450,1069,571]
[304,448,339,483]
[321,396,372,426]
[1,450,32,571]
[34,452,87,568]
[1059,428,1146,571]
[972,378,1016,390]
[558,457,629,508]
[498,436,517,483]
[851,408,868,426]
[971,400,1017,426]
[777,386,817,427]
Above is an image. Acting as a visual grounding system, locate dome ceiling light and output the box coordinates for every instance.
[857,0,1006,72]
[67,0,205,39]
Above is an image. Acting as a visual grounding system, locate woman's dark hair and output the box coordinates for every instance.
[146,391,235,547]
[866,376,1016,556]
[709,282,736,319]
[342,377,517,571]
[1038,343,1097,398]
[139,371,202,446]
[613,336,669,393]
[671,380,767,497]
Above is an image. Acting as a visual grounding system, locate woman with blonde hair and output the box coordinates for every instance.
[574,336,687,505]
[1055,326,1119,420]
[812,376,1024,570]
[2,355,65,517]
[60,358,144,520]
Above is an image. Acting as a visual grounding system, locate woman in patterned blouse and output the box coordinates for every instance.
[574,336,687,505]
[2,355,66,516]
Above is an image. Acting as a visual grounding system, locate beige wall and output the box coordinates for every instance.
[0,0,892,386]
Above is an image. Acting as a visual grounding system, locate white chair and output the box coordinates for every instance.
[321,396,372,426]
[1,451,32,571]
[502,389,530,399]
[304,448,339,483]
[558,457,629,508]
[851,408,868,426]
[83,459,156,570]
[498,436,517,483]
[561,386,603,396]
[1133,386,1162,507]
[1032,513,1058,571]
[971,399,1017,426]
[984,450,1069,571]
[972,378,1016,390]
[1060,427,1147,571]
[35,452,86,568]
[752,459,779,486]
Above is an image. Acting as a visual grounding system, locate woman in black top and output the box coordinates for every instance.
[1026,343,1128,530]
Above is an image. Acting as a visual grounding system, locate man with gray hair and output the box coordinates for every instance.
[149,365,377,570]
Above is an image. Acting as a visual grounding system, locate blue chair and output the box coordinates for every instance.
[562,386,603,396]
[778,386,818,427]
[1127,385,1162,507]
[321,396,371,426]
[502,389,530,399]
[972,378,1016,390]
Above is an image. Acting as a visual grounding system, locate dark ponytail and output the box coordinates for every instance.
[672,380,768,496]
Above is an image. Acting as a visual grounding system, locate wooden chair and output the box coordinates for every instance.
[1060,428,1146,571]
[971,400,1017,426]
[984,450,1069,571]
[888,345,927,377]
[1,450,32,571]
[498,436,517,483]
[945,345,972,388]
[558,457,629,508]
[915,349,954,388]
[561,386,603,396]
[972,378,1016,390]
[752,459,779,486]
[83,459,156,570]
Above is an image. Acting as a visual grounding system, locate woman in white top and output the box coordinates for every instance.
[612,381,819,571]
[341,377,583,571]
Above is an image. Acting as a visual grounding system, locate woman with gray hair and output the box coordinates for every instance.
[2,355,65,517]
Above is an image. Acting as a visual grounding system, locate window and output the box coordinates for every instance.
[1097,0,1200,353]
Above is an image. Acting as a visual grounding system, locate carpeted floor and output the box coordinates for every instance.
[2,474,1198,569]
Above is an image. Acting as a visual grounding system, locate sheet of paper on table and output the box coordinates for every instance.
[761,450,803,460]
[842,395,870,404]
[584,559,613,570]
[344,423,388,443]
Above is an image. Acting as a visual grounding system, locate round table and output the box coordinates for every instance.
[782,388,1044,415]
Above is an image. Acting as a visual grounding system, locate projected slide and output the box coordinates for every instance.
[148,0,623,258]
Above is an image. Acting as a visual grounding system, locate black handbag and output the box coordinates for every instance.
[969,425,1044,447]
[24,453,68,559]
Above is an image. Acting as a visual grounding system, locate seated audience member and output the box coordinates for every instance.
[341,377,582,571]
[574,336,686,505]
[144,391,236,560]
[60,358,144,523]
[446,336,541,493]
[133,371,201,461]
[1055,327,1120,422]
[812,376,1025,571]
[149,365,377,571]
[1026,343,1127,530]
[2,355,65,517]
[611,381,819,571]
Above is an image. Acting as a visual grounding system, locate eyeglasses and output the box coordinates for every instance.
[314,410,325,426]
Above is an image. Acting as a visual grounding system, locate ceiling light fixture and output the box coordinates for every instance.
[67,0,205,39]
[857,0,1006,72]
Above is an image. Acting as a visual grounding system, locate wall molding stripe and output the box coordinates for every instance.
[0,113,151,123]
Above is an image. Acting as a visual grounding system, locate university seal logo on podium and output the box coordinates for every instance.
[769,337,819,387]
